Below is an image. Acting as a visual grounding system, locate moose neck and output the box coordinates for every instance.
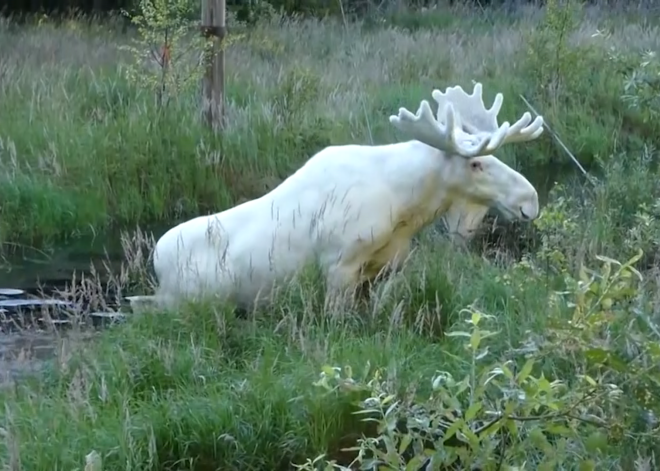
[443,199,490,242]
[381,140,466,234]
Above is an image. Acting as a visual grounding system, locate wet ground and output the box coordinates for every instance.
[0,226,164,386]
[0,330,95,385]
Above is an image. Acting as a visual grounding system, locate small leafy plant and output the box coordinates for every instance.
[120,0,210,108]
[524,0,593,105]
[621,50,660,123]
[295,294,651,470]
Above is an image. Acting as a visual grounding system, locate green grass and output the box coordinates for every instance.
[0,239,552,470]
[5,225,660,469]
[2,1,660,470]
[0,3,658,245]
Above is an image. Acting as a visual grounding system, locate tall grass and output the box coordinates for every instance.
[0,3,658,245]
[2,2,660,470]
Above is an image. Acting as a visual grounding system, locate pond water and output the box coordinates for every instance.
[0,224,168,385]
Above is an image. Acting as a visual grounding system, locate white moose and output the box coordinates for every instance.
[145,82,544,310]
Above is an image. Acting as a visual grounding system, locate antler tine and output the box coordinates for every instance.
[390,98,501,158]
[501,112,544,144]
[389,99,455,152]
[431,82,544,154]
[431,82,504,135]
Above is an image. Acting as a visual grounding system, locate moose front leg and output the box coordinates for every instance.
[324,262,364,311]
[355,239,413,305]
[324,262,389,312]
[354,263,399,305]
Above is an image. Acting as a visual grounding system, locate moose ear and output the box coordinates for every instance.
[469,160,483,172]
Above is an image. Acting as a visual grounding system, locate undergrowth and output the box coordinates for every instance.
[0,0,658,246]
[1,1,660,470]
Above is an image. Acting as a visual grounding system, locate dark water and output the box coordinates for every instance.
[0,224,168,385]
[1,234,119,286]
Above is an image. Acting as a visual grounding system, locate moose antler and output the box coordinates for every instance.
[389,99,510,158]
[389,82,544,159]
[431,82,544,146]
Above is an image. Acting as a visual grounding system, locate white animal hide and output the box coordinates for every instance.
[150,82,545,309]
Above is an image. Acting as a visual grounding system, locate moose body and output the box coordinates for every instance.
[150,82,545,310]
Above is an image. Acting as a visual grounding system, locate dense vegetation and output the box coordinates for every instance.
[1,0,660,469]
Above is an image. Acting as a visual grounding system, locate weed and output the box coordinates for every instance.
[1,2,660,470]
[120,0,209,109]
[0,3,658,245]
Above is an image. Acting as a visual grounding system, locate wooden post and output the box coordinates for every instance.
[201,0,226,130]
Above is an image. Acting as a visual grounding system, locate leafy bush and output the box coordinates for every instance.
[296,251,660,470]
[524,0,586,100]
[120,0,210,109]
[621,50,660,123]
[2,7,660,468]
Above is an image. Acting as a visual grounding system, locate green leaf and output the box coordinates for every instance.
[405,455,427,471]
[595,254,622,267]
[399,433,413,456]
[623,248,644,270]
[579,459,596,471]
[462,424,481,449]
[544,423,574,437]
[584,431,608,454]
[465,402,482,422]
[470,329,481,351]
[340,446,362,452]
[516,358,535,384]
[600,261,612,286]
[478,329,501,340]
[581,375,598,387]
[505,419,519,438]
[443,418,465,444]
[445,331,471,338]
[500,363,514,380]
[529,427,552,454]
[585,348,609,365]
[382,434,398,461]
[381,394,397,406]
[321,365,339,378]
[537,375,551,392]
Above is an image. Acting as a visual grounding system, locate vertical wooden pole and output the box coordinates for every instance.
[201,0,226,131]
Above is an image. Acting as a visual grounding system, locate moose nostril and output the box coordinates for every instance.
[520,208,530,220]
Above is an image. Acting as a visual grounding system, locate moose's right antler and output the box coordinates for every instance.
[389,82,544,159]
[432,82,544,147]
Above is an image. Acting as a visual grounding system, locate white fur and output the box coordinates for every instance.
[148,83,544,310]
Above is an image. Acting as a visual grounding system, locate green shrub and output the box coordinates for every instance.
[2,10,660,468]
[2,4,659,246]
[296,250,660,470]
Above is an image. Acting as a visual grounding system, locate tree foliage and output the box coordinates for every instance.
[119,0,209,108]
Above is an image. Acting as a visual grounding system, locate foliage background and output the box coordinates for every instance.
[1,0,660,469]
